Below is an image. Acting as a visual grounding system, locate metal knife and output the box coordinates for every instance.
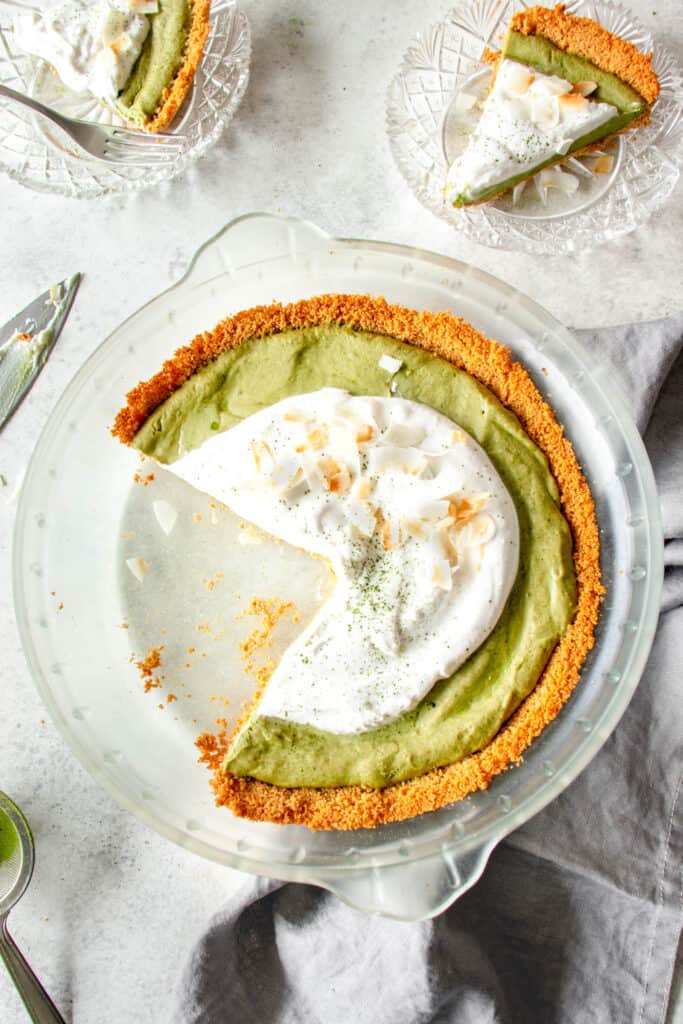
[0,273,81,430]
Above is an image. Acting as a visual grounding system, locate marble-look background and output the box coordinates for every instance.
[1,1,681,1021]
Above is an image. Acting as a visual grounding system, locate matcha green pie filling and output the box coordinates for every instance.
[505,31,645,115]
[134,325,577,789]
[116,0,192,127]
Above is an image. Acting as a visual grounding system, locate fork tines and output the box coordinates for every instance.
[103,128,187,165]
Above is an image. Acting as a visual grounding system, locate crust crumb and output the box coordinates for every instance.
[133,471,155,486]
[136,645,165,693]
[236,597,300,688]
[196,718,228,771]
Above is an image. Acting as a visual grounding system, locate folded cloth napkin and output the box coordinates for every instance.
[173,316,683,1024]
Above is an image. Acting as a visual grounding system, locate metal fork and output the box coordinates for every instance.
[0,84,186,165]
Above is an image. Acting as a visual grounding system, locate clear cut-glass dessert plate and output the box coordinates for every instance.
[386,0,683,254]
[14,213,662,921]
[0,0,250,198]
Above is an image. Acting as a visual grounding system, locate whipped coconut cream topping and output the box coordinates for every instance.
[14,0,157,102]
[167,388,520,735]
[446,58,617,203]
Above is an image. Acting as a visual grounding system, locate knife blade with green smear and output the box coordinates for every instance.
[0,273,81,429]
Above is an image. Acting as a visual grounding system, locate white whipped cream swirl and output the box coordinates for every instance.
[167,388,520,735]
[14,0,157,103]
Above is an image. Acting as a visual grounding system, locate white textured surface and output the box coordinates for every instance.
[0,1,681,1020]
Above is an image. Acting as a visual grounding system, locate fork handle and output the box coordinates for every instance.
[0,915,66,1023]
[0,83,73,134]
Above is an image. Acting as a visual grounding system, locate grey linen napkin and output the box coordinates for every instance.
[173,317,683,1024]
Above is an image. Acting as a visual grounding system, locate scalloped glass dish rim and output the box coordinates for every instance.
[385,0,683,252]
[0,0,251,199]
[13,213,663,884]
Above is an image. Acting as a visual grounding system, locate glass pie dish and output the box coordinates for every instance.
[386,0,683,254]
[0,0,251,199]
[13,213,662,920]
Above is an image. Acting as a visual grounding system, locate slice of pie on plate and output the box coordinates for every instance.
[113,294,602,830]
[14,0,210,132]
[445,3,660,207]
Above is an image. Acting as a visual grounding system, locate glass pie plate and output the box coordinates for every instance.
[0,0,250,199]
[386,0,683,254]
[13,213,662,921]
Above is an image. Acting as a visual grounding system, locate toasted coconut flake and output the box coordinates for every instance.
[530,94,559,131]
[432,558,453,591]
[347,500,376,538]
[558,91,588,111]
[329,470,351,495]
[283,410,308,423]
[574,80,598,97]
[417,498,450,522]
[405,519,427,540]
[379,514,402,551]
[535,174,549,206]
[352,477,374,501]
[126,556,149,582]
[450,429,467,444]
[307,427,328,451]
[506,64,535,94]
[369,445,427,477]
[539,167,579,194]
[447,494,489,527]
[319,456,341,479]
[251,439,274,474]
[378,354,403,374]
[320,457,351,495]
[533,74,572,97]
[334,404,378,430]
[473,513,496,543]
[565,155,594,178]
[436,522,460,566]
[355,424,374,444]
[512,180,527,205]
[592,154,615,175]
[381,421,426,447]
[319,501,347,533]
[498,96,526,123]
[270,460,304,494]
[152,499,177,536]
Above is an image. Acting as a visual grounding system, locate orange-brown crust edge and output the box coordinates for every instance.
[112,293,603,830]
[510,4,659,105]
[141,0,211,133]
